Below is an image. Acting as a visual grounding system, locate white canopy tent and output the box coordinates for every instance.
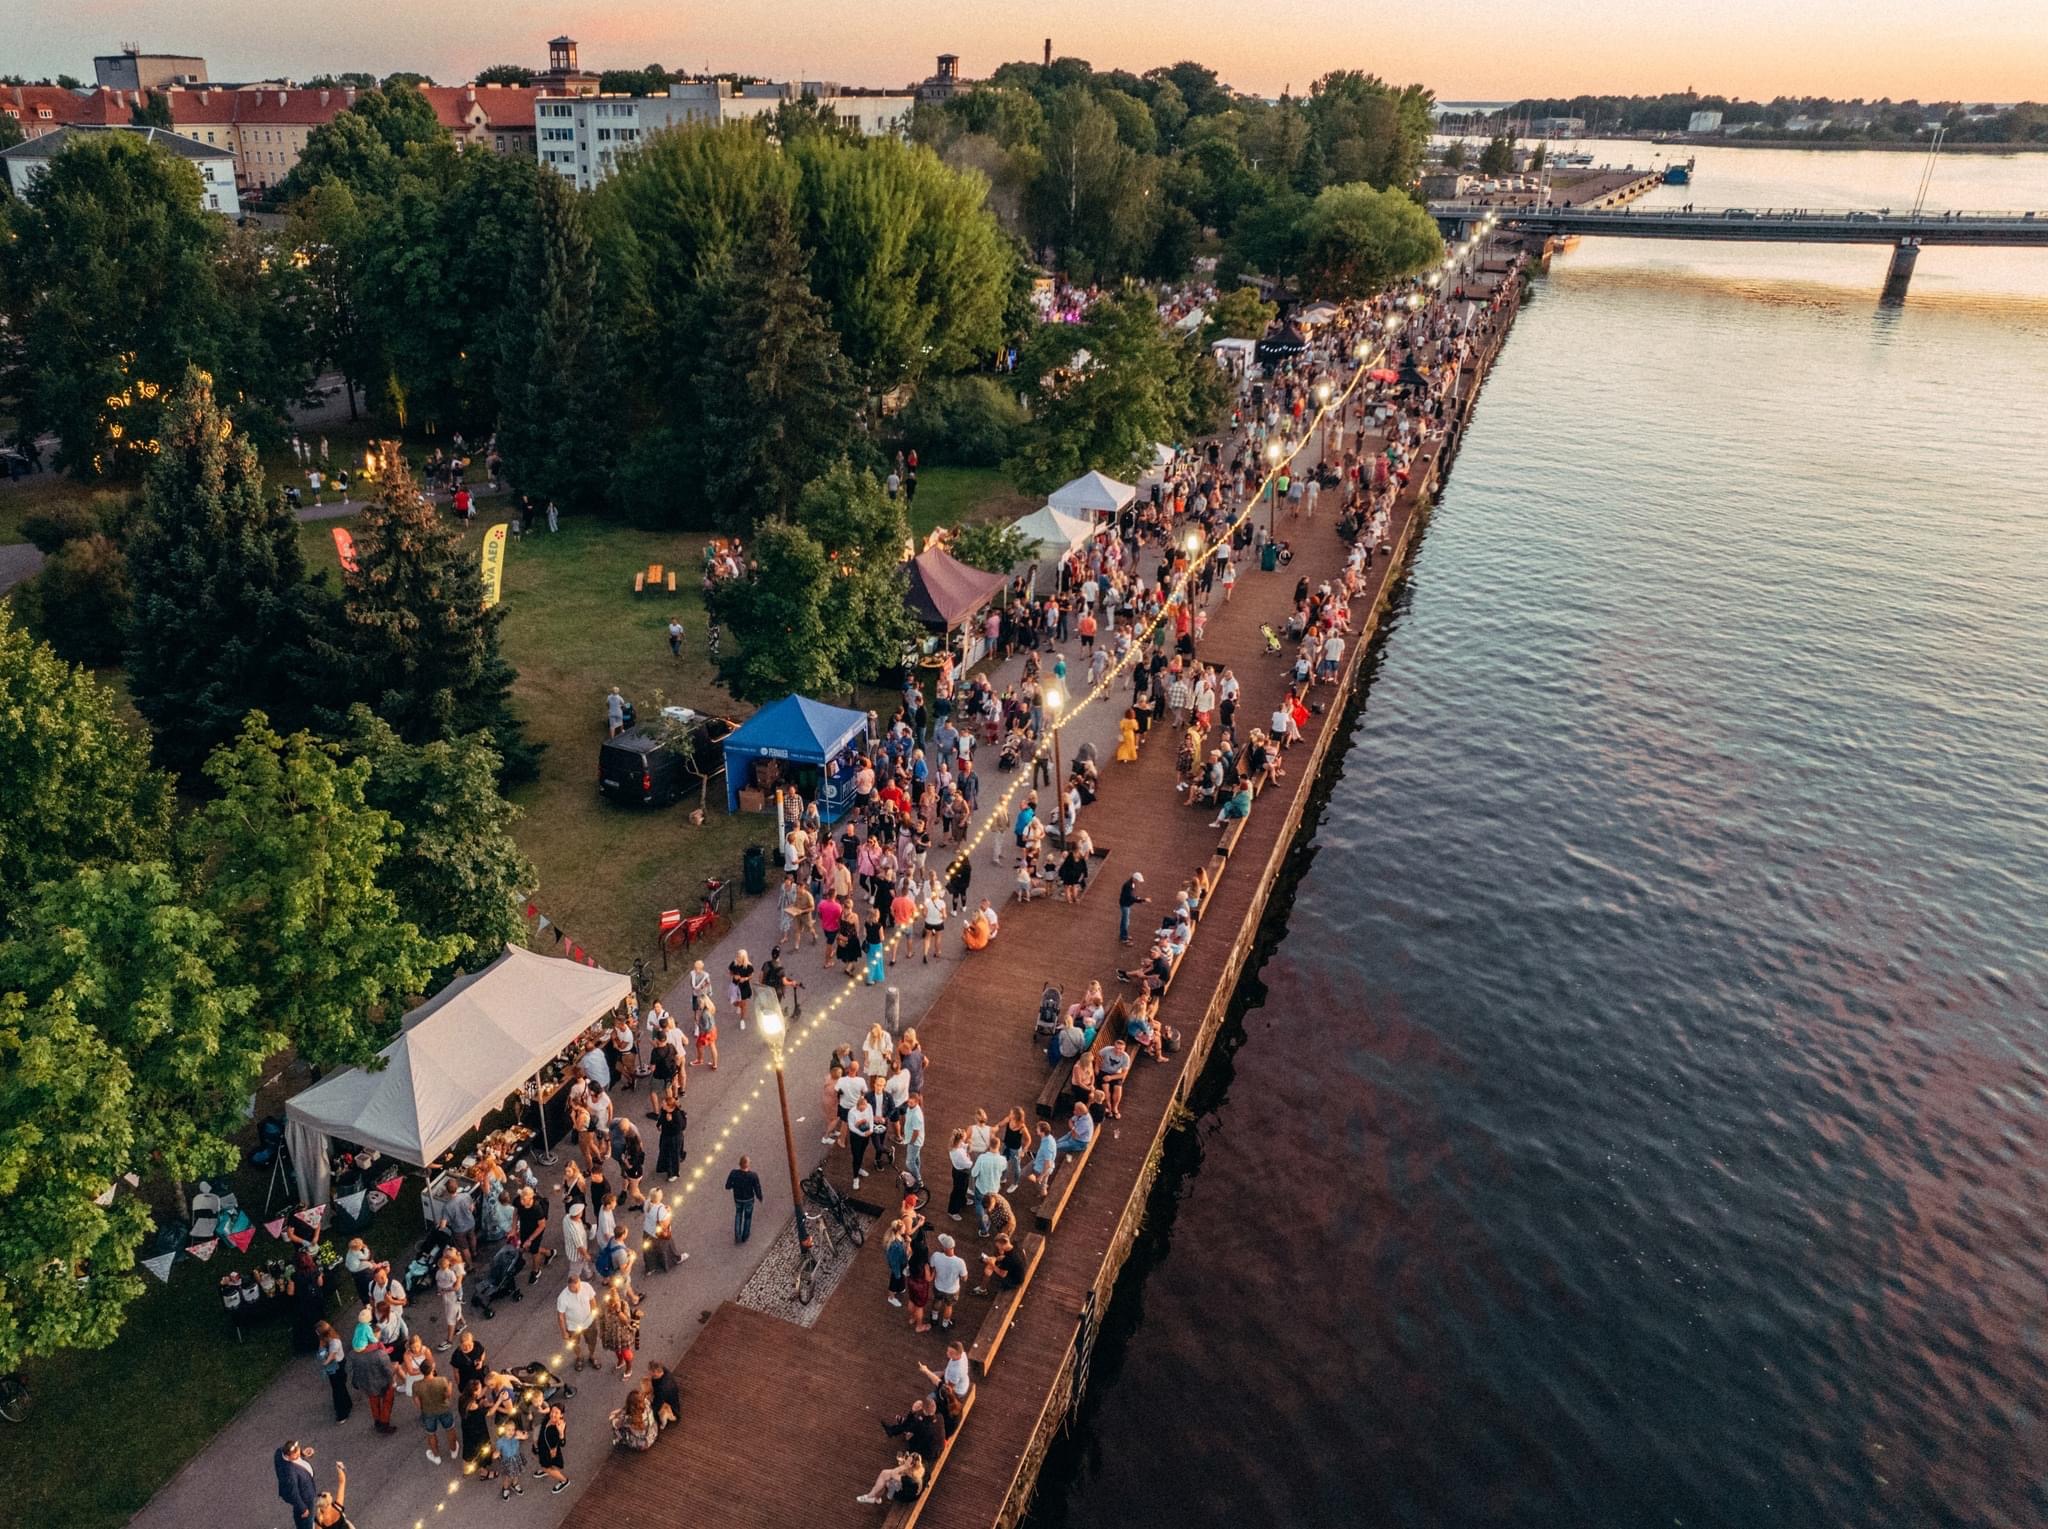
[1211,336,1256,375]
[1047,470,1137,519]
[284,945,630,1209]
[1010,505,1097,592]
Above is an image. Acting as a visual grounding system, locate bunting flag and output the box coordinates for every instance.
[376,1175,404,1200]
[142,1252,177,1283]
[186,1238,219,1261]
[122,1172,141,1187]
[296,1204,326,1232]
[337,1189,367,1222]
[225,1227,256,1253]
[94,1184,118,1207]
[264,1217,288,1241]
[526,901,538,919]
[479,523,509,609]
[535,915,551,936]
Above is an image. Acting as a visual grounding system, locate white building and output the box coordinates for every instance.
[0,123,240,214]
[537,81,915,189]
[1687,110,1724,133]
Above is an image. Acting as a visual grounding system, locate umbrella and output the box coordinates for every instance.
[1368,368,1399,384]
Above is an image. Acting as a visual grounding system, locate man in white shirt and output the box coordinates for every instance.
[928,1234,968,1331]
[900,1094,926,1188]
[556,1272,600,1371]
[918,1340,973,1405]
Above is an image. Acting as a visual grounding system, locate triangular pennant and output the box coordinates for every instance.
[186,1238,219,1261]
[94,1184,117,1207]
[122,1172,141,1187]
[296,1204,326,1232]
[375,1175,403,1200]
[525,901,538,919]
[337,1189,367,1221]
[142,1252,176,1283]
[264,1217,288,1240]
[225,1227,256,1253]
[535,915,551,935]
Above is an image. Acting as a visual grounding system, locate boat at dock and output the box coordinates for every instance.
[1663,157,1696,185]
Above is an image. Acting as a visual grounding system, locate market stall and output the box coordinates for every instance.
[1009,505,1096,592]
[907,546,1007,669]
[284,945,631,1209]
[720,693,869,821]
[1047,469,1138,520]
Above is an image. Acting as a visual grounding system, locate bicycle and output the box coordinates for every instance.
[794,1208,836,1305]
[801,1168,868,1249]
[0,1372,28,1424]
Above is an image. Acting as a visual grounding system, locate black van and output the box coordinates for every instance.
[599,729,684,807]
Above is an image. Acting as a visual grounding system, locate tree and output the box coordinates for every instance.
[281,82,448,201]
[1478,134,1516,176]
[190,715,454,1071]
[496,172,619,515]
[1296,182,1444,298]
[327,461,538,781]
[345,707,534,976]
[599,64,670,97]
[130,89,173,128]
[0,863,259,1194]
[0,131,254,477]
[1441,139,1467,170]
[0,985,154,1370]
[1028,87,1157,281]
[1529,142,1547,172]
[895,375,1025,467]
[124,371,334,779]
[1303,72,1435,191]
[1006,288,1200,492]
[707,463,914,702]
[0,110,24,153]
[474,64,535,86]
[947,519,1034,574]
[1206,285,1278,342]
[0,605,172,934]
[695,197,857,529]
[287,180,379,420]
[10,532,130,667]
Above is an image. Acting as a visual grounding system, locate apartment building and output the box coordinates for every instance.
[1,123,240,214]
[537,81,915,190]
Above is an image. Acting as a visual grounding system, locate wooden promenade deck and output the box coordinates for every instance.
[564,272,1522,1529]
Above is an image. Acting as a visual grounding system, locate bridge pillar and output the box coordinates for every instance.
[1880,238,1920,305]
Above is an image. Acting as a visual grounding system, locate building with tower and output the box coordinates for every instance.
[535,36,602,96]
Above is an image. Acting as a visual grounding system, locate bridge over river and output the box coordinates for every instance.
[1430,204,2048,301]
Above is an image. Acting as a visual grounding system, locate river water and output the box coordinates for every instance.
[1028,146,2048,1529]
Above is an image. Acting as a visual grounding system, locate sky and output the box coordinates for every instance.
[16,0,2047,103]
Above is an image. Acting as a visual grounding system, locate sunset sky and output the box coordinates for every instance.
[19,0,2046,103]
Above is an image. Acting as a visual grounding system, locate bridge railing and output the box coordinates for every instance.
[1432,204,2048,224]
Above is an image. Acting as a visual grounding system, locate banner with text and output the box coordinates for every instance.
[480,522,509,609]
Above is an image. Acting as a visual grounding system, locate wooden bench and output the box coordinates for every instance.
[968,1232,1045,1377]
[879,1385,976,1529]
[1034,1055,1075,1121]
[1035,1126,1096,1234]
[633,571,646,594]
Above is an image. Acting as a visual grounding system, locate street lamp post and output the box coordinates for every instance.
[1316,380,1333,458]
[754,994,809,1262]
[1044,685,1065,846]
[1265,439,1282,540]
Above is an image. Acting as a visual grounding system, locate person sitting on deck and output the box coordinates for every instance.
[1210,781,1253,830]
[855,1451,926,1507]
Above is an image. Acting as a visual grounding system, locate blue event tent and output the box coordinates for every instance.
[721,694,870,821]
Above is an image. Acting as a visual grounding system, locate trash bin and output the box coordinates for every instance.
[1260,540,1280,572]
[742,844,767,896]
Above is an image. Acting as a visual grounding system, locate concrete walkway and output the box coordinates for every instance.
[0,542,44,594]
[131,620,1132,1529]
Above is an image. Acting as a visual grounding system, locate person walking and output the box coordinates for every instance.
[555,1272,601,1373]
[725,1154,764,1243]
[535,1403,571,1494]
[315,1321,352,1422]
[1118,872,1149,945]
[413,1356,459,1466]
[652,1083,686,1182]
[667,618,683,658]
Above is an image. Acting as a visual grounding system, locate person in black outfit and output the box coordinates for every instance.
[535,1404,569,1493]
[647,1361,681,1431]
[881,1396,945,1465]
[725,1156,764,1243]
[515,1187,551,1283]
[287,1254,325,1354]
[652,1088,687,1182]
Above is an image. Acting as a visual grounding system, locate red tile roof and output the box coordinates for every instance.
[0,85,135,132]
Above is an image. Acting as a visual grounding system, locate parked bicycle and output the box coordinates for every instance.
[0,1372,29,1424]
[801,1167,868,1249]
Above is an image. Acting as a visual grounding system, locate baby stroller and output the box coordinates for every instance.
[403,1226,453,1297]
[511,1360,575,1413]
[1033,984,1063,1046]
[469,1241,526,1320]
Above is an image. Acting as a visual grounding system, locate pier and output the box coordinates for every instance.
[557,264,1528,1529]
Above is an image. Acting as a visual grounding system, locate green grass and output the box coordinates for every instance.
[905,464,1037,538]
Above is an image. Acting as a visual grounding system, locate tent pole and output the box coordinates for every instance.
[532,1067,557,1166]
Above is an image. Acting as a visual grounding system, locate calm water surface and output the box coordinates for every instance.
[1030,147,2048,1529]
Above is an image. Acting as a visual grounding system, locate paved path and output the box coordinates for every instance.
[130,601,1130,1529]
[0,542,44,594]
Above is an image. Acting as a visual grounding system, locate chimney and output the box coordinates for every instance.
[1043,38,1052,67]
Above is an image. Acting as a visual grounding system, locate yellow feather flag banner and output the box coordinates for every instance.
[479,522,509,609]
[331,526,359,574]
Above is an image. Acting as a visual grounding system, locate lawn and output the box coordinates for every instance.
[905,463,1038,538]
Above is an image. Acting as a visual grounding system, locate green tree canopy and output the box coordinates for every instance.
[474,64,534,86]
[189,714,454,1071]
[708,463,914,701]
[9,531,131,667]
[0,132,258,477]
[325,461,537,780]
[0,605,172,934]
[1205,285,1279,342]
[1478,134,1516,176]
[1028,87,1158,282]
[1296,182,1445,298]
[124,370,334,779]
[281,82,449,201]
[344,706,534,977]
[947,519,1034,574]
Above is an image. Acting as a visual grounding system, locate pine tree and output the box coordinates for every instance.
[326,460,539,781]
[496,173,618,516]
[124,369,334,779]
[695,196,857,530]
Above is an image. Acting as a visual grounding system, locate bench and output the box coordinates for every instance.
[633,571,646,594]
[968,1232,1045,1377]
[1035,1126,1096,1234]
[1034,1055,1075,1121]
[879,1385,976,1529]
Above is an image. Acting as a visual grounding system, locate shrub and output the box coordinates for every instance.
[13,532,132,666]
[895,375,1026,467]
